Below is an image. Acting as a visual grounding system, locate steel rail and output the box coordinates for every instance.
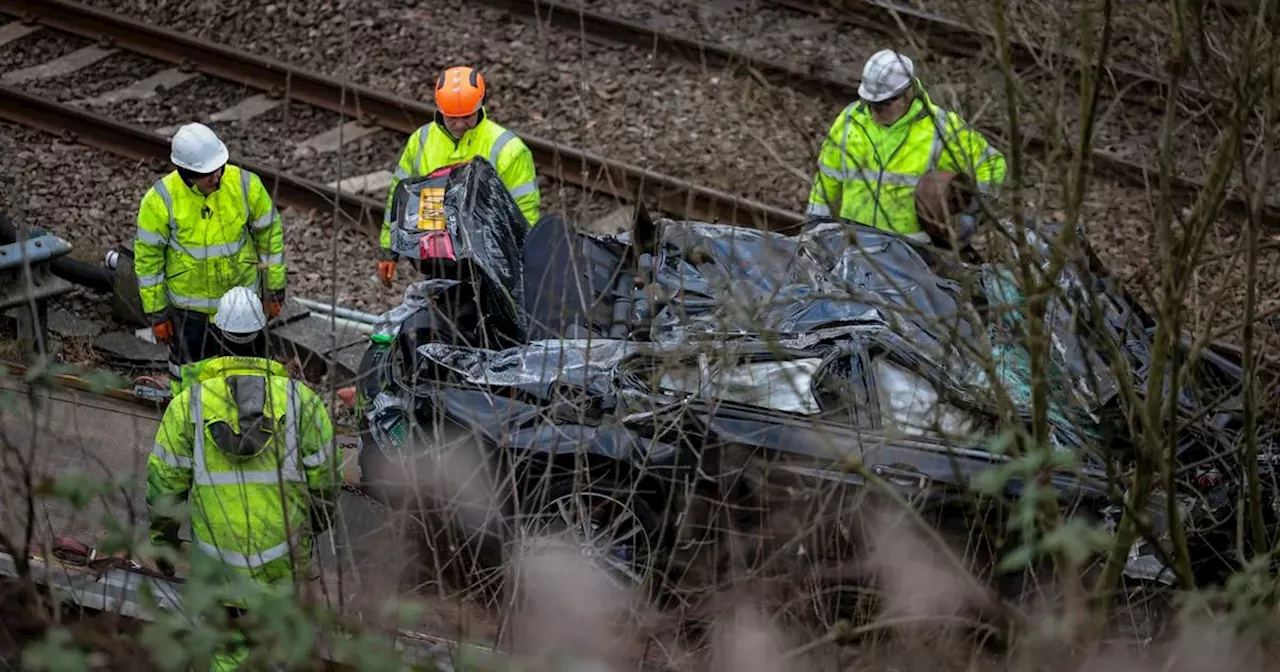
[769,0,1217,107]
[0,85,383,225]
[474,0,860,100]
[492,0,1190,109]
[1211,0,1264,15]
[478,0,1279,227]
[0,0,801,230]
[482,0,1205,114]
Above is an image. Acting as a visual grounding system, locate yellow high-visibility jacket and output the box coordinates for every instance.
[134,165,286,317]
[171,353,287,400]
[380,110,540,253]
[806,88,1006,236]
[146,356,339,587]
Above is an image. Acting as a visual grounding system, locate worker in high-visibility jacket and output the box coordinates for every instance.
[134,122,287,389]
[146,287,338,670]
[377,65,540,287]
[806,50,1007,242]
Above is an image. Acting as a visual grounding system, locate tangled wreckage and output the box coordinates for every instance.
[354,158,1272,602]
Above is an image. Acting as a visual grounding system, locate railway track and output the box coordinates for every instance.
[0,0,1271,235]
[481,0,1279,227]
[772,0,1272,125]
[0,0,800,231]
[0,86,384,225]
[769,0,1220,107]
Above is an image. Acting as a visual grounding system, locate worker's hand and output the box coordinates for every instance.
[151,320,175,343]
[263,290,286,320]
[377,260,397,288]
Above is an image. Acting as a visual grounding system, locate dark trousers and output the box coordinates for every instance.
[167,309,219,381]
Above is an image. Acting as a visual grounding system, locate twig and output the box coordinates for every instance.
[780,614,1003,661]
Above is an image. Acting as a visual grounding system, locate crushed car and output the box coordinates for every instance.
[353,157,1271,605]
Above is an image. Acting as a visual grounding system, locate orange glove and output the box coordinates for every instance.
[377,260,396,288]
[152,320,174,343]
[265,300,282,319]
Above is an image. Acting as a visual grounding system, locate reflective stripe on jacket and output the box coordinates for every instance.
[134,165,287,317]
[805,88,1006,235]
[380,111,540,250]
[146,357,339,586]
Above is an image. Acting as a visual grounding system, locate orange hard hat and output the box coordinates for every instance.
[435,66,486,118]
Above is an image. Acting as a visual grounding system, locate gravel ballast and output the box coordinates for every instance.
[0,30,92,76]
[74,0,842,210]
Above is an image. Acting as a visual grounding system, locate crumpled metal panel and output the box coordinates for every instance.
[418,338,637,400]
[649,220,977,366]
[375,279,462,330]
[658,358,825,415]
[427,373,680,464]
[640,218,1145,450]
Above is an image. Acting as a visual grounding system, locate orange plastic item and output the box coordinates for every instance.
[152,320,174,343]
[435,66,485,118]
[377,260,396,288]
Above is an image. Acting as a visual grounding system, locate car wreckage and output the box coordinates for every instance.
[353,157,1272,604]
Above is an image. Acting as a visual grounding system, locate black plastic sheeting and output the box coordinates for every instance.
[644,218,1133,448]
[368,154,1268,468]
[373,216,1110,451]
[381,210,1262,460]
[388,158,529,341]
[364,181,1280,587]
[650,220,976,357]
[521,214,632,341]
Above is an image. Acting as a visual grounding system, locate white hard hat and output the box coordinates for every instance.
[859,49,915,103]
[213,286,267,343]
[170,122,229,174]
